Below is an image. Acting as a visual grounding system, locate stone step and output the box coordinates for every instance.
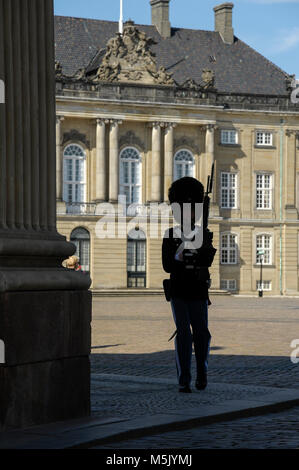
[91,288,231,297]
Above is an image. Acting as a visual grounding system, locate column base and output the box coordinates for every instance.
[0,289,91,431]
[0,268,91,292]
[0,357,90,431]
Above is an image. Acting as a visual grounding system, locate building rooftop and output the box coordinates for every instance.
[54,15,289,96]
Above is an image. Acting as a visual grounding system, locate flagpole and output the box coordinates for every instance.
[119,0,123,35]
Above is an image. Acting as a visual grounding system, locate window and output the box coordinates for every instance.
[256,173,272,209]
[119,147,142,205]
[221,233,238,264]
[221,130,238,145]
[127,228,146,288]
[220,279,237,291]
[256,280,271,291]
[70,227,90,273]
[256,131,273,146]
[256,234,272,265]
[63,144,86,203]
[174,150,195,181]
[221,172,237,208]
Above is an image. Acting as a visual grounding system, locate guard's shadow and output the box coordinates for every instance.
[90,350,299,389]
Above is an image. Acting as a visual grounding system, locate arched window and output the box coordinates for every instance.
[174,149,195,181]
[127,228,146,288]
[119,147,142,205]
[63,144,86,203]
[70,227,90,273]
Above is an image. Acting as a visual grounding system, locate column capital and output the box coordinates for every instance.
[148,121,165,129]
[96,117,110,125]
[164,122,177,130]
[203,123,218,132]
[109,119,123,127]
[286,129,299,138]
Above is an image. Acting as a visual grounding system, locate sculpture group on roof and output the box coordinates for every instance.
[55,22,220,90]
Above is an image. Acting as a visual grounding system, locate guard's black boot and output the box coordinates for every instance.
[195,373,207,391]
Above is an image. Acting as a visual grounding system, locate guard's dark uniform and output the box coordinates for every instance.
[162,226,216,389]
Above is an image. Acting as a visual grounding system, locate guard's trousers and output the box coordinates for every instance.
[171,297,211,387]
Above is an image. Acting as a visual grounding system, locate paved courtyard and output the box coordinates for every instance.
[90,295,299,448]
[91,295,299,388]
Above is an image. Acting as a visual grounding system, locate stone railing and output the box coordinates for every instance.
[66,202,97,215]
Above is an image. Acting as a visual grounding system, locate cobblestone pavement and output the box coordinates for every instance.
[96,406,299,449]
[91,374,282,420]
[91,295,299,389]
[90,295,299,448]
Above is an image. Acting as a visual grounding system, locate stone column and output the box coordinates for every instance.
[56,115,64,201]
[151,122,162,202]
[96,118,107,201]
[109,119,122,203]
[205,124,218,213]
[164,123,175,202]
[0,0,91,431]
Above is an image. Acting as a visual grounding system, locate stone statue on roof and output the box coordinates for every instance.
[90,21,174,86]
[202,69,215,89]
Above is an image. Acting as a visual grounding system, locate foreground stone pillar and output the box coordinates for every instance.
[0,0,91,431]
[151,122,162,202]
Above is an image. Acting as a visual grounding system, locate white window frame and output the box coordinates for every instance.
[256,280,272,291]
[256,173,272,210]
[173,149,195,181]
[256,131,273,146]
[221,130,238,145]
[119,147,142,205]
[221,172,238,209]
[63,143,86,204]
[220,232,238,265]
[220,279,237,291]
[256,233,272,265]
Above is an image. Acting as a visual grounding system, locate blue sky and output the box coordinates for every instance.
[54,0,299,78]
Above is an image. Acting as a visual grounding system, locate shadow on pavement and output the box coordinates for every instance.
[90,351,299,389]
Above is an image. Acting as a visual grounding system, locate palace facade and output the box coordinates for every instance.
[54,1,299,295]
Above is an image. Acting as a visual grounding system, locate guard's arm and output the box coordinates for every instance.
[162,233,185,274]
